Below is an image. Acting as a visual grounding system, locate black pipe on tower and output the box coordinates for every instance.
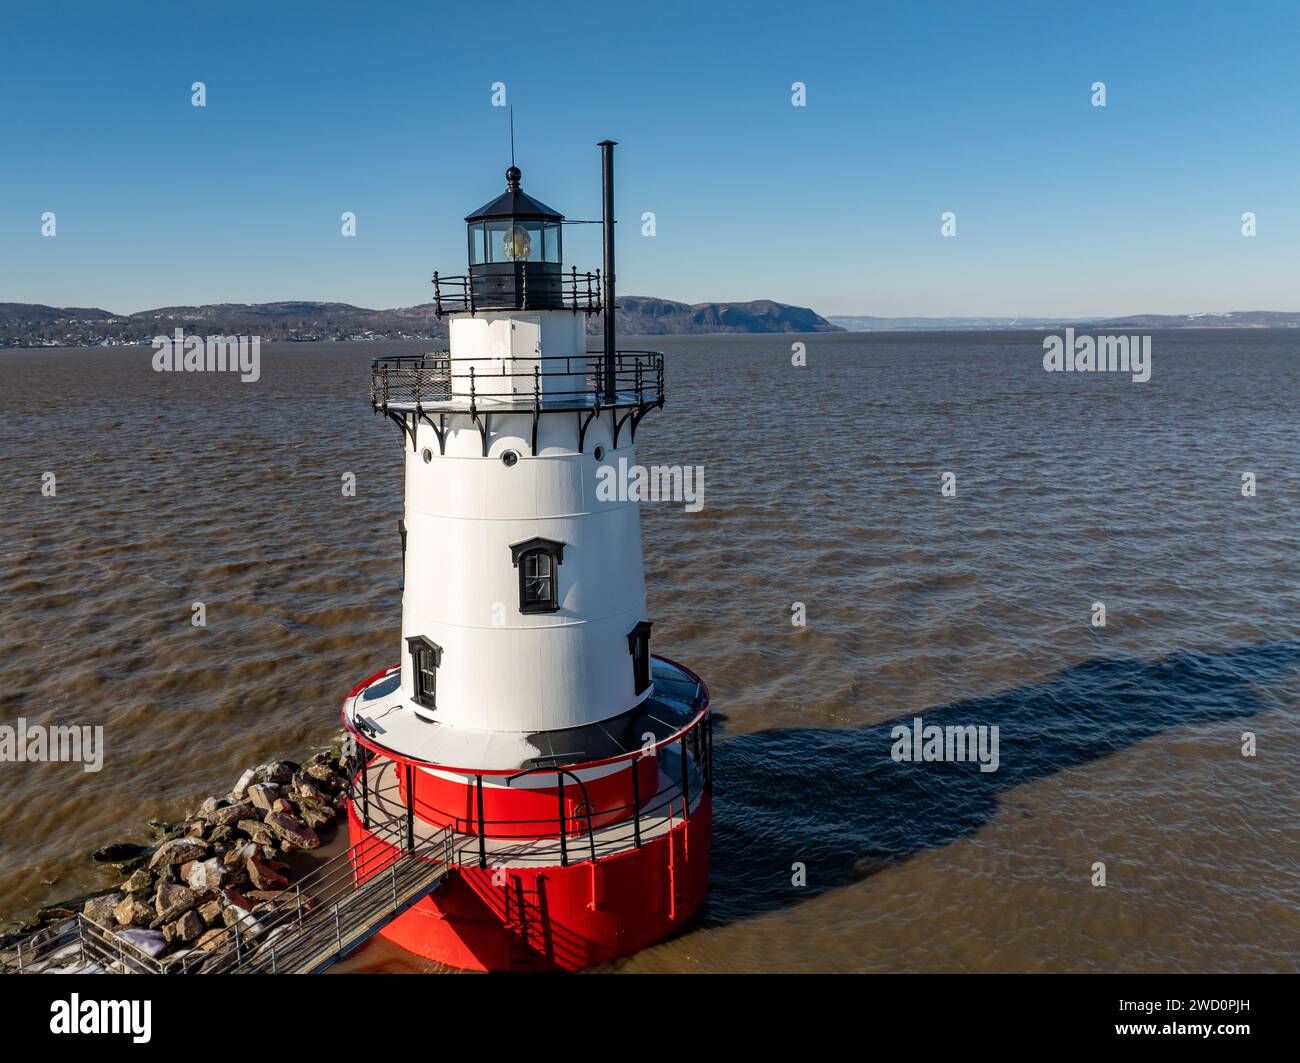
[599,140,617,403]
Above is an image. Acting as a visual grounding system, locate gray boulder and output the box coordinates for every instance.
[230,768,257,801]
[248,783,280,811]
[186,857,226,892]
[237,819,274,846]
[263,811,320,850]
[82,892,124,926]
[120,868,154,894]
[154,882,200,923]
[163,909,204,944]
[149,837,209,870]
[245,856,289,891]
[208,801,257,827]
[114,895,153,928]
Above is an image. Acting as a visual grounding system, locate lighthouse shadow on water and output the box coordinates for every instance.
[703,641,1300,927]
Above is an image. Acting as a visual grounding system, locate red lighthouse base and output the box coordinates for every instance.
[342,655,714,972]
[346,796,711,971]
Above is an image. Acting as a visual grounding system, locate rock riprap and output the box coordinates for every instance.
[0,742,354,973]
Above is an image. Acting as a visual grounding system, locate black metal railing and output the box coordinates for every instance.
[370,350,664,411]
[370,354,451,405]
[432,267,602,317]
[344,660,712,871]
[349,733,708,872]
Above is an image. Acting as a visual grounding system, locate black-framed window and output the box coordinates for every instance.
[522,550,555,610]
[628,620,653,695]
[406,636,442,710]
[509,537,566,614]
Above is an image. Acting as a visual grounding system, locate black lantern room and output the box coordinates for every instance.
[464,165,566,310]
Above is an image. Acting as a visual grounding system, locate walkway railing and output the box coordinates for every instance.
[2,919,85,974]
[370,350,664,411]
[5,818,454,976]
[213,825,453,974]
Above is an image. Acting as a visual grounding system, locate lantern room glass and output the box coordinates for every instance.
[467,220,562,265]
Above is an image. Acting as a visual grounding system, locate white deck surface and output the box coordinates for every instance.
[345,658,705,773]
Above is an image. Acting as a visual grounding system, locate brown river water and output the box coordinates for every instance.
[1,331,1297,973]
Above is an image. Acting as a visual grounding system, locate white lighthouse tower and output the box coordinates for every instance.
[345,144,712,971]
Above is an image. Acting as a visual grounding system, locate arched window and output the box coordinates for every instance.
[509,537,566,614]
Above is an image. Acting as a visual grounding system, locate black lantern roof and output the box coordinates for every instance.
[464,166,564,222]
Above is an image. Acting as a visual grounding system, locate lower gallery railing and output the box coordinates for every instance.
[345,705,713,870]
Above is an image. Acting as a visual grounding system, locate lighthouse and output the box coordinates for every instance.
[344,143,712,971]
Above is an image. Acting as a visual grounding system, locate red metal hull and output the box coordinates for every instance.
[346,794,712,972]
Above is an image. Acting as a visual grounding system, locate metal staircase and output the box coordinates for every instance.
[218,828,454,974]
[7,825,456,975]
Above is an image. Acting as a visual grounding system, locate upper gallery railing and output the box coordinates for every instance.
[370,350,664,411]
[432,267,602,317]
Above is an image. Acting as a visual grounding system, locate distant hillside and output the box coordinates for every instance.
[1086,311,1300,329]
[612,297,841,335]
[830,311,1300,332]
[0,302,118,326]
[0,297,841,347]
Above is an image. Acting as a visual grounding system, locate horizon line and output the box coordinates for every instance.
[6,297,1300,322]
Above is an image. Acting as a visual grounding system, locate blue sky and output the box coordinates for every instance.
[2,0,1297,316]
